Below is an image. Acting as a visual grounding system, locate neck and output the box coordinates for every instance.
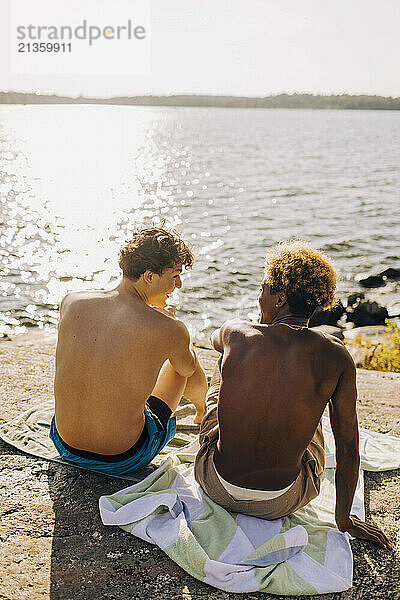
[269,314,309,328]
[117,278,149,304]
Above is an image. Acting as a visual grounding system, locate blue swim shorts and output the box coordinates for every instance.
[49,395,176,475]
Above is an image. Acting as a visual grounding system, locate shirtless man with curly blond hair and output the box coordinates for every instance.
[195,241,391,549]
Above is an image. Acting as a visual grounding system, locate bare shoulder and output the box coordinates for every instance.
[59,291,81,314]
[210,318,251,353]
[164,316,191,342]
[172,317,189,334]
[59,290,105,316]
[220,318,255,340]
[157,318,192,357]
[312,328,355,370]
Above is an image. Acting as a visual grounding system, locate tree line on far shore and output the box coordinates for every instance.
[1,91,400,110]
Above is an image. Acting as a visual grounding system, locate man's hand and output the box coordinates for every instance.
[340,515,392,549]
[150,305,176,318]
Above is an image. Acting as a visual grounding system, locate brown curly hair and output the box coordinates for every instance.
[119,227,193,280]
[264,241,337,318]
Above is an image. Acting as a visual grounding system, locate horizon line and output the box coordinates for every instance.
[1,90,400,100]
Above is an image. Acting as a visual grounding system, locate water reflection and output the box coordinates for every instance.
[0,106,399,340]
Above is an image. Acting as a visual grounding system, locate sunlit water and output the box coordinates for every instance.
[0,105,399,342]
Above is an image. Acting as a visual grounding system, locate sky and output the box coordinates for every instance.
[1,0,400,98]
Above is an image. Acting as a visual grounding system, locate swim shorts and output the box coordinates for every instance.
[49,395,176,475]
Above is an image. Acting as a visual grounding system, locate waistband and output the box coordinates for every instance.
[213,460,297,501]
[52,395,172,463]
[53,418,148,463]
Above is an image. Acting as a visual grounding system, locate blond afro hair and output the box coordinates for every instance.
[264,241,338,318]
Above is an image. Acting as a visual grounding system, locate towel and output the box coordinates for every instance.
[0,400,197,481]
[99,417,400,595]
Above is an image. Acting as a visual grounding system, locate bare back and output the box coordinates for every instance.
[54,289,188,453]
[214,320,348,489]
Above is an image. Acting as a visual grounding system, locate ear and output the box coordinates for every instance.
[143,270,155,285]
[276,292,288,308]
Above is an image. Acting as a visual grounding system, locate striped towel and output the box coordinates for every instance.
[99,418,400,595]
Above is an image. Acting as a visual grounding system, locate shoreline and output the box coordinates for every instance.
[2,92,400,111]
[2,313,399,371]
[2,268,399,344]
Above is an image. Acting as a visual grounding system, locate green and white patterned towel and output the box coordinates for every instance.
[99,418,400,595]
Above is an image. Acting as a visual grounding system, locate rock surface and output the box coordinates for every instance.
[343,326,389,344]
[347,292,365,308]
[308,301,345,327]
[1,331,400,600]
[359,267,400,288]
[342,322,400,368]
[310,325,344,340]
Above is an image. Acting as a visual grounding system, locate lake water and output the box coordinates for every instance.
[0,105,399,342]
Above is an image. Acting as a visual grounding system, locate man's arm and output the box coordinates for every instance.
[329,354,359,530]
[330,348,391,549]
[168,320,198,378]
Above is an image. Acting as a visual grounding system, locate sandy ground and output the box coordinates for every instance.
[1,331,399,600]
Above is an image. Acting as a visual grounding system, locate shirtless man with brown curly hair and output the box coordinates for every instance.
[51,227,207,475]
[195,241,391,549]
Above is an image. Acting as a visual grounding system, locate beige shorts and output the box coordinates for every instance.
[194,364,325,520]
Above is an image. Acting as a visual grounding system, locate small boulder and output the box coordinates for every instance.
[347,292,365,308]
[378,267,400,281]
[346,300,389,326]
[358,266,400,288]
[309,301,345,327]
[343,325,389,366]
[358,275,385,288]
[343,325,388,345]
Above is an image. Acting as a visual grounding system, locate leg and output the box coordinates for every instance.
[183,359,208,424]
[151,360,187,415]
[197,360,221,442]
[205,360,221,410]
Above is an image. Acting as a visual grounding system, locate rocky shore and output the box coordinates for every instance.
[1,331,400,600]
